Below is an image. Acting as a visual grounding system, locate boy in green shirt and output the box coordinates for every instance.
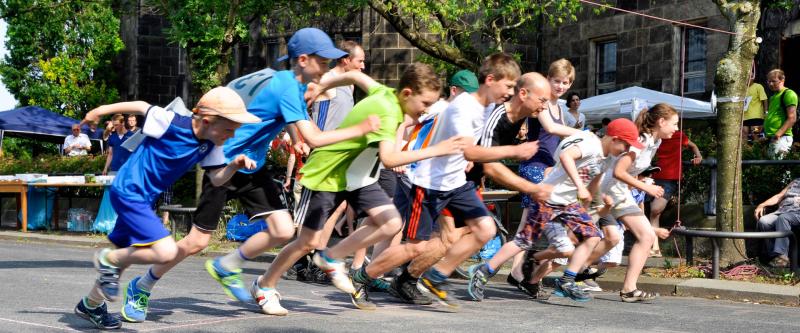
[249,63,468,315]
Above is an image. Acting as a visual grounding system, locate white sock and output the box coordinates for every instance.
[219,248,248,271]
[136,268,160,292]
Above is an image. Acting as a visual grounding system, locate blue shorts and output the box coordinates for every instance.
[519,162,547,208]
[395,180,489,241]
[653,179,678,201]
[107,191,171,248]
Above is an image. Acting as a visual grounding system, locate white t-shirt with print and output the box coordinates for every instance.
[600,133,661,200]
[408,92,492,191]
[543,131,608,205]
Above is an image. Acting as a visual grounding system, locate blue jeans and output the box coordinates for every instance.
[757,211,800,257]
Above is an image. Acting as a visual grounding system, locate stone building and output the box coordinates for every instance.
[119,1,800,113]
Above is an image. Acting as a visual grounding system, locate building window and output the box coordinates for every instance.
[596,40,617,95]
[683,28,707,94]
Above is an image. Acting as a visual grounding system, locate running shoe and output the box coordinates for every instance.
[417,274,459,309]
[518,281,550,300]
[467,263,491,301]
[305,262,331,284]
[553,279,592,302]
[350,283,377,310]
[205,258,253,302]
[94,248,121,301]
[121,276,150,323]
[367,277,390,293]
[506,274,520,288]
[388,278,432,305]
[575,267,606,282]
[250,280,288,316]
[312,252,355,293]
[74,298,122,330]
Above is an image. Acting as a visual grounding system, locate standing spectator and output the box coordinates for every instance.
[103,114,134,175]
[64,124,92,156]
[742,77,768,142]
[595,117,611,137]
[764,69,797,159]
[126,114,140,133]
[564,92,585,130]
[648,129,702,257]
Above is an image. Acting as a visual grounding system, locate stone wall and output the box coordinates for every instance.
[538,0,728,100]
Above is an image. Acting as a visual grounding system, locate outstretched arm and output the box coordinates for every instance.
[483,162,550,200]
[463,141,539,162]
[82,101,151,126]
[755,184,790,219]
[205,154,257,187]
[539,106,580,137]
[293,117,380,148]
[377,136,469,169]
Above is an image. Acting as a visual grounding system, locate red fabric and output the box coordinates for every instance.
[653,131,689,181]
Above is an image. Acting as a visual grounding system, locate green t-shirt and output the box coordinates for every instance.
[300,84,403,192]
[764,88,798,137]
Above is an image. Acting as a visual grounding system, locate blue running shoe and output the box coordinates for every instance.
[553,279,592,302]
[94,248,121,301]
[467,263,491,301]
[74,298,122,330]
[205,258,253,302]
[121,276,151,323]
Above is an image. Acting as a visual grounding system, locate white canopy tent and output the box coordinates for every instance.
[578,86,714,124]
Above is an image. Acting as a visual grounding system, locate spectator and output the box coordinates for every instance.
[64,124,92,156]
[564,92,585,130]
[596,117,611,137]
[764,69,797,159]
[742,77,768,142]
[755,178,800,268]
[103,114,134,175]
[126,114,140,132]
[648,128,702,257]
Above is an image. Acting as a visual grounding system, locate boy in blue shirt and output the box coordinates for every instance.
[73,87,260,330]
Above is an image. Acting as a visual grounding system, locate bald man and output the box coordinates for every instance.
[362,73,567,305]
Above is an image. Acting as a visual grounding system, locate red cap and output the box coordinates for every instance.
[606,118,644,149]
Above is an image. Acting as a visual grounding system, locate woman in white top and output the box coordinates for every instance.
[564,92,585,130]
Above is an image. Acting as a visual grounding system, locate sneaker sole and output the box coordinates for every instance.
[350,293,377,311]
[205,260,239,301]
[620,296,657,303]
[466,265,485,302]
[94,250,119,302]
[312,254,355,294]
[416,279,459,310]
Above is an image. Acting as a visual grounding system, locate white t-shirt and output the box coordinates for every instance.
[543,131,608,205]
[564,110,586,129]
[64,133,91,156]
[408,92,492,191]
[601,133,661,200]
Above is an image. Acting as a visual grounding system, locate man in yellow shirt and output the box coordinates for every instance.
[743,77,768,142]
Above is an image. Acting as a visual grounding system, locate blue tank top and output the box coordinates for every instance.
[524,104,565,168]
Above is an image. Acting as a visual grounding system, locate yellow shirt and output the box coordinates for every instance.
[744,82,768,121]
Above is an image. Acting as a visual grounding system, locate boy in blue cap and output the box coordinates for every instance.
[119,27,380,323]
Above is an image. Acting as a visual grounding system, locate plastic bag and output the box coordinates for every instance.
[478,235,503,260]
[19,187,54,230]
[92,188,117,234]
[225,214,267,242]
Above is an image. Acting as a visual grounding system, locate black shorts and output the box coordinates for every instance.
[377,169,398,197]
[293,182,393,231]
[743,118,764,127]
[395,180,489,241]
[193,167,286,231]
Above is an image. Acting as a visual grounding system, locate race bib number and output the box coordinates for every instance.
[345,147,382,191]
[227,68,276,107]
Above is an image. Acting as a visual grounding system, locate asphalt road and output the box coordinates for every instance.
[0,240,798,332]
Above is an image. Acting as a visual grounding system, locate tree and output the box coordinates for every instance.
[712,0,761,264]
[367,0,584,70]
[0,0,124,118]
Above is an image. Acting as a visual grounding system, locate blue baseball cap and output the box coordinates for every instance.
[277,28,348,62]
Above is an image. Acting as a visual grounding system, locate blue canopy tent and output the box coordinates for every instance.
[0,106,104,154]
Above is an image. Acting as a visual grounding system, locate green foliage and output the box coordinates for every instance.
[0,0,123,118]
[1,137,60,159]
[0,154,105,175]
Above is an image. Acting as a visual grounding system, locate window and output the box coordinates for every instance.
[596,41,617,95]
[683,28,707,94]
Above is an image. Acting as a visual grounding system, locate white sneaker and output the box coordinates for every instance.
[250,280,288,316]
[312,252,355,294]
[578,279,603,292]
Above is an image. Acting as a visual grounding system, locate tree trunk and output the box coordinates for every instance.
[713,0,761,265]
